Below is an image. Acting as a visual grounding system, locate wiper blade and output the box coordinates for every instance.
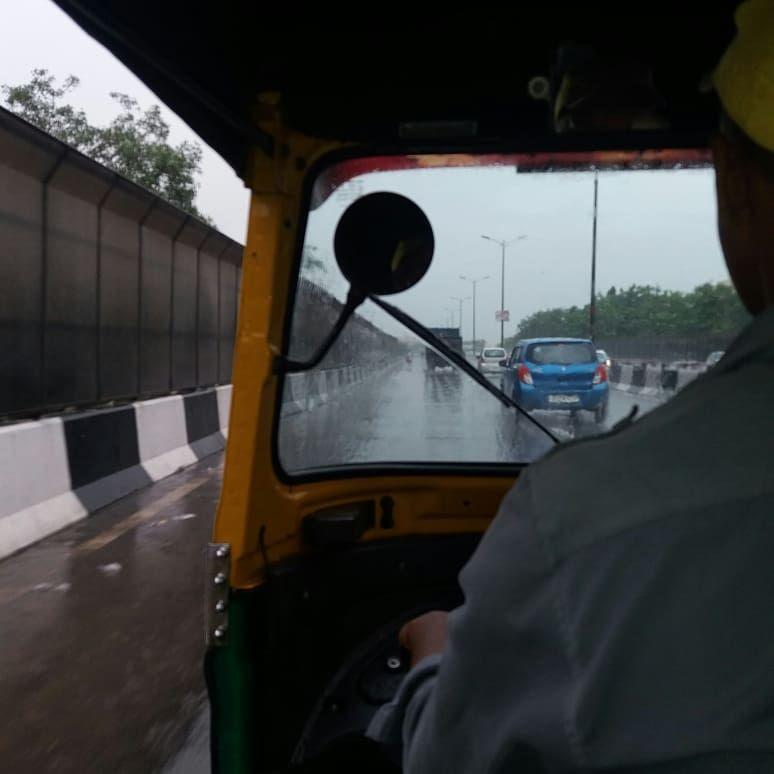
[368,294,559,444]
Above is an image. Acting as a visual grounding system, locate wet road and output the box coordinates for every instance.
[279,362,659,473]
[0,455,223,774]
[0,365,661,773]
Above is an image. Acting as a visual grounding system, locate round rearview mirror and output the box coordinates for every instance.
[334,192,434,296]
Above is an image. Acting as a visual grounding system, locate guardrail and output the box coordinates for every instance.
[609,360,707,396]
[280,360,398,417]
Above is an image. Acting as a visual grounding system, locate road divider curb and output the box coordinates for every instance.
[0,386,231,560]
[642,364,664,396]
[609,361,706,397]
[280,361,396,418]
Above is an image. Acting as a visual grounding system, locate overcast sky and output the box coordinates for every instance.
[306,165,729,346]
[1,1,732,347]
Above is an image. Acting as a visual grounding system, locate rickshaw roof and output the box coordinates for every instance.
[53,2,738,176]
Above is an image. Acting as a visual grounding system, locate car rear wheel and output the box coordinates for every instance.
[595,401,609,424]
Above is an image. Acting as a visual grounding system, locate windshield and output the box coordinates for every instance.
[527,342,594,365]
[278,154,749,475]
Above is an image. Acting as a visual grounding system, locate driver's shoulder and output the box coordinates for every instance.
[522,373,766,561]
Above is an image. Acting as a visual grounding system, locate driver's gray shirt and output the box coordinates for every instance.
[368,306,774,772]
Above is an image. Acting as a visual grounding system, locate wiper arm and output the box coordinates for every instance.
[368,295,559,444]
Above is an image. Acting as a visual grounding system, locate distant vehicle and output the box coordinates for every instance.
[478,347,507,375]
[502,338,609,423]
[425,327,463,371]
[596,349,612,368]
[706,351,724,367]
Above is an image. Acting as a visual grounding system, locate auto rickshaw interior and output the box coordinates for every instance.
[52,3,742,772]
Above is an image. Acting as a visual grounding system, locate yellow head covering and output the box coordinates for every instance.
[714,0,774,152]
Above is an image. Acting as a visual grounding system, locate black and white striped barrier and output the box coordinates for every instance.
[610,362,705,396]
[280,363,392,417]
[0,386,231,560]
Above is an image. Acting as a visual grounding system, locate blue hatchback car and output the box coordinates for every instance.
[501,338,609,423]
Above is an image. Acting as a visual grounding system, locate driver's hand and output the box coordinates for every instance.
[399,611,449,668]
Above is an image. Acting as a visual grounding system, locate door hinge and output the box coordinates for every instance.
[205,543,231,647]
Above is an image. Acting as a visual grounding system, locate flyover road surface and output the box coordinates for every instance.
[0,363,661,772]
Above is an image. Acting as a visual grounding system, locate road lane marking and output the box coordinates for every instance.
[0,469,221,604]
[74,477,211,554]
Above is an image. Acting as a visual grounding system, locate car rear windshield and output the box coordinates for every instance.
[527,342,595,365]
[483,349,505,358]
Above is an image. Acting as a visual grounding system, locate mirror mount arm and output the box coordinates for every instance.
[274,287,366,375]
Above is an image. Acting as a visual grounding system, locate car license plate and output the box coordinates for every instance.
[548,394,580,404]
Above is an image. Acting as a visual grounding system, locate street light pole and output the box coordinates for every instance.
[481,234,527,347]
[459,275,489,356]
[589,172,599,341]
[450,295,470,335]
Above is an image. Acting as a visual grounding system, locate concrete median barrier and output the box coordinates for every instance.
[280,360,399,418]
[610,360,705,398]
[280,373,307,417]
[611,362,660,397]
[1,359,397,559]
[617,364,635,391]
[63,405,153,514]
[642,364,663,396]
[631,364,646,390]
[216,385,232,431]
[135,395,198,481]
[0,417,87,560]
[0,386,231,560]
[183,390,225,460]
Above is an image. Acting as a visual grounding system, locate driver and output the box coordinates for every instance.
[368,2,774,770]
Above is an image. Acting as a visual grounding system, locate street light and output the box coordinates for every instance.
[589,172,599,341]
[481,234,527,347]
[459,275,489,357]
[449,295,470,332]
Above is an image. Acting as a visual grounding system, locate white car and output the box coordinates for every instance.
[596,349,612,368]
[477,347,507,374]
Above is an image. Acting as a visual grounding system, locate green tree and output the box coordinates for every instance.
[2,69,212,222]
[688,282,749,333]
[506,281,748,349]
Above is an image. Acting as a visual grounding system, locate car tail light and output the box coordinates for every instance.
[593,364,608,384]
[517,364,533,385]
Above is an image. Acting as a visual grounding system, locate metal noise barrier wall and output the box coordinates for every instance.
[596,334,734,364]
[0,106,243,419]
[289,279,404,369]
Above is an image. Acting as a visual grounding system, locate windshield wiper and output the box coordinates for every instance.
[368,295,559,444]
